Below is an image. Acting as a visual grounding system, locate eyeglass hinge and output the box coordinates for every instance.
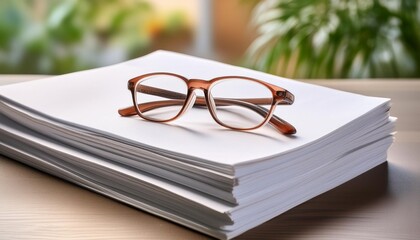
[128,82,135,90]
[276,91,286,98]
[277,90,294,103]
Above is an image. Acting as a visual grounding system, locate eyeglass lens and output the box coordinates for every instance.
[210,78,273,129]
[135,74,187,121]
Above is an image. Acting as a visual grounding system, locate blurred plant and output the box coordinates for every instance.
[0,0,189,74]
[245,0,420,78]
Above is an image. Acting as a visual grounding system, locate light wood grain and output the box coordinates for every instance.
[1,76,419,240]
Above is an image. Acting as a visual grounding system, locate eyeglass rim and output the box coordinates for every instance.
[123,72,296,134]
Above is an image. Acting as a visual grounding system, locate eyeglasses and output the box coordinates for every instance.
[118,72,296,134]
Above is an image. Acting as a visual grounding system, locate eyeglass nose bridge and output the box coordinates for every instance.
[184,79,212,110]
[187,79,211,91]
[178,79,218,120]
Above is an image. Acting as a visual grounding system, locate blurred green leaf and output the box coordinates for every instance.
[245,0,420,78]
[0,0,189,74]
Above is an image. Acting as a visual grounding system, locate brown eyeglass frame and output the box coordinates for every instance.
[118,72,296,134]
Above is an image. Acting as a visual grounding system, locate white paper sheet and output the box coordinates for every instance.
[0,51,390,165]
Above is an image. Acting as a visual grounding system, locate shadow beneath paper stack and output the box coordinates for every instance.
[237,162,390,240]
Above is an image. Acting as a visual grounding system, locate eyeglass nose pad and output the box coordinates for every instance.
[207,91,217,116]
[183,92,197,114]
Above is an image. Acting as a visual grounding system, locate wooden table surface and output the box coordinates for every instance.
[1,76,419,240]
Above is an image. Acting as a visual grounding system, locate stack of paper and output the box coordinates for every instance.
[0,51,394,239]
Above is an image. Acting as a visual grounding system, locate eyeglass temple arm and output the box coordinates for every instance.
[210,98,296,134]
[118,86,296,134]
[118,100,295,134]
[135,85,293,105]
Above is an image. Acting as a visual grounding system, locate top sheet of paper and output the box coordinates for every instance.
[0,51,389,165]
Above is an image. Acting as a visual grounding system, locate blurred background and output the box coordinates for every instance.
[0,0,419,79]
